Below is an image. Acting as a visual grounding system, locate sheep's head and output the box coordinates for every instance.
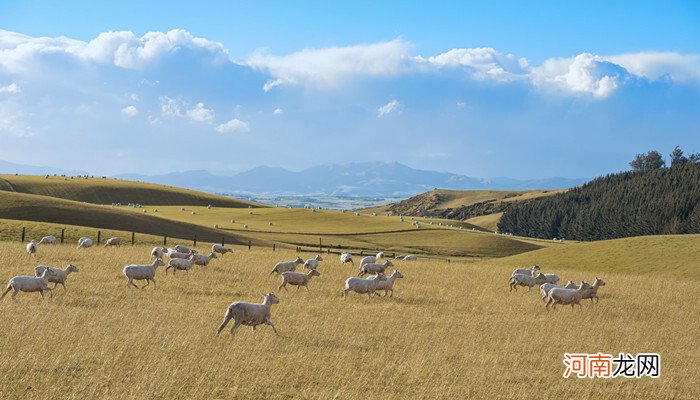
[384,260,394,267]
[532,265,541,271]
[374,273,388,282]
[594,277,606,287]
[210,253,218,259]
[265,293,280,304]
[316,255,323,261]
[310,269,321,277]
[155,259,165,267]
[67,264,79,273]
[394,270,404,279]
[295,257,304,264]
[580,281,592,290]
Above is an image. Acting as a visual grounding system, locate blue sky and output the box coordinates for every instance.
[0,1,699,179]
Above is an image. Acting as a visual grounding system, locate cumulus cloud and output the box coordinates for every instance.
[606,52,700,83]
[532,53,631,98]
[241,39,411,91]
[160,96,183,118]
[415,47,529,81]
[378,100,402,117]
[121,105,139,118]
[273,108,283,116]
[0,82,21,94]
[186,102,215,122]
[216,118,250,133]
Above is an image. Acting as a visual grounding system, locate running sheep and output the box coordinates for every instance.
[211,244,233,256]
[193,252,218,267]
[303,255,323,270]
[1,268,56,300]
[216,293,280,336]
[372,269,403,297]
[278,270,321,292]
[34,264,79,291]
[269,257,304,276]
[39,235,56,245]
[512,265,540,276]
[123,259,165,289]
[509,272,547,291]
[151,247,167,260]
[166,254,197,274]
[359,260,394,277]
[342,273,387,300]
[546,282,592,310]
[340,253,354,266]
[581,277,606,303]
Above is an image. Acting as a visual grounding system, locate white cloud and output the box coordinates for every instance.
[606,52,700,83]
[160,96,183,118]
[216,118,250,133]
[0,83,21,94]
[532,53,630,98]
[186,102,215,122]
[273,108,283,116]
[378,99,402,117]
[121,105,139,118]
[0,107,32,137]
[414,47,529,81]
[241,39,411,90]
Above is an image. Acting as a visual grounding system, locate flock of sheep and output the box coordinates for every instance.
[5,237,417,337]
[509,265,606,310]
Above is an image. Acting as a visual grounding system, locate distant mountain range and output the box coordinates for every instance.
[1,160,587,197]
[0,159,89,177]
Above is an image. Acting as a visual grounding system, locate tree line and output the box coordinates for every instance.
[498,147,700,241]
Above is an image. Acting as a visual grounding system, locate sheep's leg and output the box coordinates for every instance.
[0,285,11,301]
[10,288,19,300]
[527,285,532,292]
[266,319,279,336]
[304,285,310,292]
[141,280,149,289]
[39,290,45,299]
[61,282,67,291]
[342,289,348,300]
[127,278,139,289]
[216,311,233,336]
[278,282,288,292]
[230,320,242,336]
[53,282,59,289]
[47,288,53,298]
[251,325,256,332]
[151,278,156,289]
[388,289,393,298]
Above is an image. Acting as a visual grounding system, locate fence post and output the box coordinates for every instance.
[319,237,322,253]
[360,250,364,256]
[273,243,276,252]
[193,235,197,247]
[164,235,167,246]
[131,231,135,246]
[248,240,251,250]
[21,227,25,242]
[60,228,65,244]
[221,237,225,247]
[97,231,101,245]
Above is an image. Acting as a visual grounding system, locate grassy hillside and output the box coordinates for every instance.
[0,174,261,207]
[0,191,253,246]
[466,212,503,231]
[0,240,695,398]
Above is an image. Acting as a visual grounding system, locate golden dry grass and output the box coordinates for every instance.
[0,240,696,399]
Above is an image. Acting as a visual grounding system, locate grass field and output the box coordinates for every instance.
[0,236,696,399]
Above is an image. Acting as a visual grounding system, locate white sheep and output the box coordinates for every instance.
[167,249,195,259]
[376,251,385,259]
[402,255,417,261]
[26,240,37,257]
[539,283,562,302]
[216,293,280,336]
[542,274,560,284]
[546,282,592,310]
[372,269,403,297]
[269,257,304,276]
[340,253,354,266]
[509,272,547,291]
[104,237,120,247]
[123,259,165,289]
[166,254,196,274]
[511,265,540,276]
[303,255,323,270]
[359,260,394,277]
[77,238,93,249]
[581,277,606,303]
[34,264,79,291]
[173,244,191,254]
[342,273,387,300]
[278,270,321,292]
[1,268,55,300]
[359,252,385,267]
[151,247,167,260]
[39,235,56,245]
[193,252,218,267]
[211,244,233,256]
[564,280,579,289]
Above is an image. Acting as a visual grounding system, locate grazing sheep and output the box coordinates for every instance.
[342,273,387,300]
[244,225,249,229]
[511,265,540,277]
[34,264,79,291]
[77,238,93,249]
[104,237,120,247]
[340,253,354,266]
[581,277,606,303]
[39,235,56,245]
[173,245,191,254]
[278,270,321,292]
[26,240,37,257]
[542,274,560,284]
[359,260,394,277]
[402,254,417,261]
[193,252,217,267]
[509,272,547,291]
[269,257,304,276]
[546,282,593,310]
[166,254,196,274]
[211,244,233,256]
[216,293,280,336]
[123,259,165,289]
[372,269,404,297]
[303,255,323,270]
[151,247,167,260]
[1,268,55,300]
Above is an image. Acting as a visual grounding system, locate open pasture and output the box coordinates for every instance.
[0,239,696,399]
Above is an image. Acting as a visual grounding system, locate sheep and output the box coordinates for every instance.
[342,273,387,300]
[213,224,219,229]
[564,280,579,289]
[174,244,191,254]
[151,247,167,260]
[216,293,280,336]
[211,244,233,256]
[269,257,304,276]
[104,237,120,247]
[542,274,560,284]
[77,238,93,249]
[372,269,404,297]
[539,283,563,302]
[1,268,56,300]
[359,252,385,268]
[340,253,354,266]
[402,255,417,261]
[376,251,385,259]
[244,225,249,229]
[34,264,79,291]
[166,254,197,274]
[26,240,37,257]
[581,277,606,303]
[278,269,321,292]
[167,249,195,259]
[359,260,394,277]
[509,272,547,291]
[39,235,56,245]
[191,211,196,215]
[123,259,165,289]
[303,255,323,270]
[546,282,592,310]
[193,252,218,267]
[511,265,540,277]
